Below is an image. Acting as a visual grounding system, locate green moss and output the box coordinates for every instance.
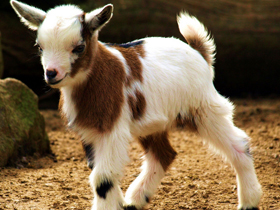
[0,78,49,167]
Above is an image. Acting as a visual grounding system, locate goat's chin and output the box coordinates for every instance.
[47,74,69,88]
[48,82,64,89]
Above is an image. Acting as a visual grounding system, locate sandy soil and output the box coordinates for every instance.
[0,99,280,210]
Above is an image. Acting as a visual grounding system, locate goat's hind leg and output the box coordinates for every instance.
[195,96,262,209]
[124,131,177,210]
[82,142,94,169]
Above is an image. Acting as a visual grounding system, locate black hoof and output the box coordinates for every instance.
[87,161,94,170]
[123,205,138,210]
[240,207,259,210]
[145,195,150,203]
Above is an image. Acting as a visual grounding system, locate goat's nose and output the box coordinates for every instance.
[46,69,57,80]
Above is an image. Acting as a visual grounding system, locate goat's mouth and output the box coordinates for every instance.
[48,73,69,86]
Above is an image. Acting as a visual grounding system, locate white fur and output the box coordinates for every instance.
[37,6,84,85]
[88,114,131,210]
[125,151,165,209]
[130,37,211,136]
[11,1,262,209]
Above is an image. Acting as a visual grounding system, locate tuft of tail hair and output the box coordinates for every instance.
[177,12,216,67]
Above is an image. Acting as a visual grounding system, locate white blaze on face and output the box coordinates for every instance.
[36,5,84,86]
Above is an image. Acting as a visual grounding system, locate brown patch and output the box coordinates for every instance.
[139,132,177,171]
[125,75,133,87]
[70,20,97,78]
[128,90,146,120]
[112,45,144,86]
[134,44,145,58]
[176,112,197,132]
[186,34,212,66]
[71,43,125,133]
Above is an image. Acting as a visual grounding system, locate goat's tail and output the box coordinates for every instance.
[177,12,216,67]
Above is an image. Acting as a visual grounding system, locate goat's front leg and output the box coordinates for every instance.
[89,130,131,210]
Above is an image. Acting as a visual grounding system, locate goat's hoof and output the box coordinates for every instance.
[87,161,94,170]
[239,207,259,210]
[123,205,138,210]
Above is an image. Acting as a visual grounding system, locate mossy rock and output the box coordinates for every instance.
[0,78,50,167]
[0,32,3,79]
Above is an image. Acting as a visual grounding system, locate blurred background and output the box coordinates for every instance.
[0,0,279,109]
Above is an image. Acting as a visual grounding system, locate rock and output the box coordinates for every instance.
[0,32,3,79]
[0,78,50,167]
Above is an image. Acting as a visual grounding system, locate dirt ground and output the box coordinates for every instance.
[0,99,279,210]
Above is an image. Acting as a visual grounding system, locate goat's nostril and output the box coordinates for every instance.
[46,70,57,80]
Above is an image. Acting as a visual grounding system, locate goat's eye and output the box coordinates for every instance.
[72,45,85,54]
[35,43,43,53]
[38,46,43,52]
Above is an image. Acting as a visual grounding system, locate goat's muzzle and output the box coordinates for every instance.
[46,69,68,86]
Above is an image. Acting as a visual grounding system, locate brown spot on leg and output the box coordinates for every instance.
[139,132,177,171]
[176,112,197,132]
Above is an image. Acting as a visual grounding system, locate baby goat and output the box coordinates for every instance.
[11,1,262,209]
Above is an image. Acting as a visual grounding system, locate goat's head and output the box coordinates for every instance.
[10,0,113,87]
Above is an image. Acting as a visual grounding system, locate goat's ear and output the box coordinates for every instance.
[85,4,113,32]
[10,0,46,31]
